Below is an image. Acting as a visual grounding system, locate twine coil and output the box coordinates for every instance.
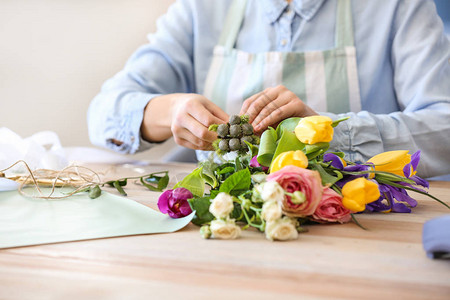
[0,160,102,200]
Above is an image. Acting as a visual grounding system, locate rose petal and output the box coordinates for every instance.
[157,190,172,214]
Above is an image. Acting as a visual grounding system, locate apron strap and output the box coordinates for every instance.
[218,0,248,50]
[336,0,355,48]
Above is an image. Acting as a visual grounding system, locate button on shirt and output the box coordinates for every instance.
[87,0,450,178]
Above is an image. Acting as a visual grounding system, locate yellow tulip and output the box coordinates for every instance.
[295,116,334,144]
[341,178,381,212]
[270,150,308,173]
[367,150,411,177]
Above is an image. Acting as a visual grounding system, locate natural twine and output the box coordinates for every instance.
[0,160,102,200]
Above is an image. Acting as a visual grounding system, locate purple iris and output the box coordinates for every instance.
[335,163,374,188]
[323,153,346,170]
[157,187,193,218]
[403,151,421,178]
[366,174,429,213]
[366,184,416,213]
[249,156,269,172]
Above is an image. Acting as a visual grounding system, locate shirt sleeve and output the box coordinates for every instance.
[87,0,196,154]
[325,0,450,178]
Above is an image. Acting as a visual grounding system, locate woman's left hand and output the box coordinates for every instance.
[239,85,318,134]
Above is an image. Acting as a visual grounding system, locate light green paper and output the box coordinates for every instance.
[0,189,194,249]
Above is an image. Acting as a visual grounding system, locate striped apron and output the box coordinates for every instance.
[198,0,361,161]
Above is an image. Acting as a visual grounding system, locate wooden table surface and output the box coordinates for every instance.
[1,162,449,300]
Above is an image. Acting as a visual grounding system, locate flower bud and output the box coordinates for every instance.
[200,225,212,239]
[209,192,234,219]
[290,191,306,204]
[265,217,298,241]
[295,116,334,144]
[341,178,381,212]
[210,219,241,239]
[261,201,282,222]
[218,139,229,151]
[368,150,411,177]
[260,181,285,202]
[229,124,242,137]
[229,115,241,125]
[270,150,308,173]
[217,123,229,137]
[229,138,241,151]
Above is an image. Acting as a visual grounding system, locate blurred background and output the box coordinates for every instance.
[1,0,449,161]
[0,0,176,160]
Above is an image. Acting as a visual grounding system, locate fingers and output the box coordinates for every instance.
[240,89,280,124]
[193,100,229,126]
[241,85,318,133]
[171,94,225,150]
[203,101,229,124]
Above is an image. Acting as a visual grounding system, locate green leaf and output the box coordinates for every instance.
[351,213,368,230]
[257,127,278,167]
[117,178,127,186]
[235,156,243,172]
[173,167,205,197]
[244,140,259,158]
[331,116,350,128]
[310,162,340,186]
[88,185,102,199]
[230,202,243,221]
[188,197,214,226]
[272,127,305,161]
[305,142,329,160]
[140,177,161,191]
[157,173,169,190]
[217,166,235,175]
[113,180,127,196]
[200,162,218,189]
[208,124,219,132]
[219,168,251,195]
[276,117,301,134]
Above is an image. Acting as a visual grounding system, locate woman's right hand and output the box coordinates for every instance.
[141,93,229,150]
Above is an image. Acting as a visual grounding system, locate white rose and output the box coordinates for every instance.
[265,218,298,241]
[261,201,282,222]
[261,181,285,202]
[210,219,241,239]
[209,192,234,219]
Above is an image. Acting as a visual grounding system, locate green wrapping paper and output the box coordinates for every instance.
[0,189,193,249]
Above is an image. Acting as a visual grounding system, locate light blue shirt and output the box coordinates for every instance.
[88,0,450,178]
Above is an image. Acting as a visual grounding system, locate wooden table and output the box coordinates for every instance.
[1,162,449,299]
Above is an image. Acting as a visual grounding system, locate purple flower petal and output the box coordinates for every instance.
[323,153,345,170]
[250,156,269,171]
[410,175,429,189]
[157,190,171,214]
[179,201,193,216]
[403,151,421,178]
[157,188,193,218]
[172,187,193,200]
[392,202,411,213]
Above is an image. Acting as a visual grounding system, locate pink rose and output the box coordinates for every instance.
[266,166,322,217]
[312,187,352,223]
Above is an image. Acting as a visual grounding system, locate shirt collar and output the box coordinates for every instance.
[262,0,327,23]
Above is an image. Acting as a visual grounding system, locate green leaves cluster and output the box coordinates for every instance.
[80,171,170,199]
[174,157,256,226]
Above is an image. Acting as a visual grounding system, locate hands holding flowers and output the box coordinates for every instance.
[157,114,447,241]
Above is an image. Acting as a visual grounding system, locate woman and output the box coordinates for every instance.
[88,0,450,178]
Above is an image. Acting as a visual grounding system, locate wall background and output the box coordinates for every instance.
[0,0,175,159]
[1,0,448,161]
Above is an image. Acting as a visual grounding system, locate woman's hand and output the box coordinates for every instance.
[239,85,317,134]
[141,93,228,150]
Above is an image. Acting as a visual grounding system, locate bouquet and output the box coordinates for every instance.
[157,115,448,241]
